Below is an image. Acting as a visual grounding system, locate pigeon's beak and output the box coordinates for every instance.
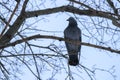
[67,18,69,21]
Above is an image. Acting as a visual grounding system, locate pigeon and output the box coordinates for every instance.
[64,17,81,66]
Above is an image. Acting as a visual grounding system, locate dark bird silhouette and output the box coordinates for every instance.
[64,17,81,66]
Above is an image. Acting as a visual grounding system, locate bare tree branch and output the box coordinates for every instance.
[107,0,118,15]
[68,0,94,10]
[26,5,120,28]
[0,0,29,45]
[0,0,20,37]
[26,5,117,20]
[0,34,120,54]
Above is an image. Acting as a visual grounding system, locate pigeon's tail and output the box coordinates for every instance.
[69,54,79,66]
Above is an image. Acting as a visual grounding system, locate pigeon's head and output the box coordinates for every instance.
[67,17,75,21]
[67,17,77,25]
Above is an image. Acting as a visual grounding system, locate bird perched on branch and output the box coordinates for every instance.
[64,17,81,66]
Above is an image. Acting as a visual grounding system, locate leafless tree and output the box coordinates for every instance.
[0,0,120,80]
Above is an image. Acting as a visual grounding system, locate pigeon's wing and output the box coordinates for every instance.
[78,36,81,52]
[77,28,81,52]
[64,31,79,66]
[70,27,81,52]
[64,27,81,52]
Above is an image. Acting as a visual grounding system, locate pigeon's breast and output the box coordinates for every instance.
[65,27,80,40]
